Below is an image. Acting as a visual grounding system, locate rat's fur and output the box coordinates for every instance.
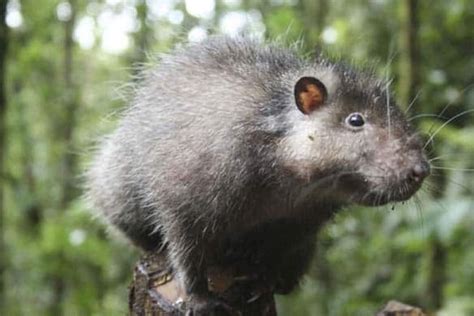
[86,37,429,313]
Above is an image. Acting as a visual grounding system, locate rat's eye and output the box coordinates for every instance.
[346,113,365,128]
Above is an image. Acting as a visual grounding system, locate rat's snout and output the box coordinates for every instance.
[357,132,431,205]
[395,134,430,184]
[408,160,430,183]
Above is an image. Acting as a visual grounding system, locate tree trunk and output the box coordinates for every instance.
[425,236,446,310]
[132,0,151,67]
[0,0,9,312]
[60,0,79,209]
[298,0,328,47]
[399,0,447,201]
[49,1,78,314]
[398,0,420,108]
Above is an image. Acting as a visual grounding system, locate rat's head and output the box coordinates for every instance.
[278,63,430,206]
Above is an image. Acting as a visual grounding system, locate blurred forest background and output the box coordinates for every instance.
[0,0,473,315]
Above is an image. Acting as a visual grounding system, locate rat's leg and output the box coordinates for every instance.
[273,239,316,294]
[163,217,232,315]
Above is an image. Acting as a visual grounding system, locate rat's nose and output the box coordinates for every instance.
[409,161,430,183]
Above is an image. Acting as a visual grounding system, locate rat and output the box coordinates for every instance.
[86,36,430,315]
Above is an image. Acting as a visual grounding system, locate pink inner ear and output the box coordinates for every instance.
[300,84,325,113]
[295,77,327,114]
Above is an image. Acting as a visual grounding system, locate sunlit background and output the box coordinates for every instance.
[7,0,343,52]
[1,0,473,315]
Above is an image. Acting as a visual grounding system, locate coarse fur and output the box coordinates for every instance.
[86,36,429,313]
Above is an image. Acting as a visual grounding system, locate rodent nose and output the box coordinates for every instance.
[409,161,430,183]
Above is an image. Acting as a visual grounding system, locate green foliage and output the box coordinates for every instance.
[2,0,473,315]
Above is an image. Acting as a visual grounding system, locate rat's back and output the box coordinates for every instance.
[86,37,301,249]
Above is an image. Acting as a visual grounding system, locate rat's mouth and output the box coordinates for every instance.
[355,180,423,206]
[299,166,427,207]
[345,158,429,207]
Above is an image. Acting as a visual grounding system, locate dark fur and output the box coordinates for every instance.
[86,37,429,313]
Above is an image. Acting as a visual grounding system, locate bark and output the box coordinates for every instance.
[0,0,9,312]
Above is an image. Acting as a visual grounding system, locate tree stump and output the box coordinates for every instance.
[377,300,427,316]
[129,252,277,315]
[129,253,427,316]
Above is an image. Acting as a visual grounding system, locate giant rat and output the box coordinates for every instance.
[86,36,430,315]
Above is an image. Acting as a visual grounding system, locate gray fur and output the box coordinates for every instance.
[86,36,428,308]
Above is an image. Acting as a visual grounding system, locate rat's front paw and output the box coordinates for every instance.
[185,295,233,316]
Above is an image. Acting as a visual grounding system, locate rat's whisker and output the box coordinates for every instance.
[385,78,393,139]
[413,195,425,234]
[429,154,474,163]
[428,155,451,163]
[444,178,474,194]
[405,89,422,114]
[426,83,474,135]
[423,109,474,150]
[408,113,446,122]
[430,166,474,172]
[383,43,396,140]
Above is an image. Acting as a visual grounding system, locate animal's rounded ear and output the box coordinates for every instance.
[294,77,328,115]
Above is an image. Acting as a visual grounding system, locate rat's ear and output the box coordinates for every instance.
[294,77,328,115]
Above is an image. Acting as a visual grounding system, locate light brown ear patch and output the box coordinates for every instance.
[294,77,328,115]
